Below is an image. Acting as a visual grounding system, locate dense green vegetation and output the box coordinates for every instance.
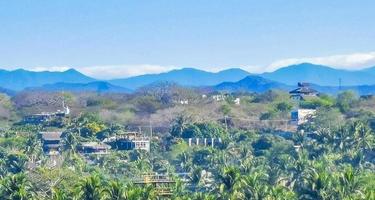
[0,86,374,199]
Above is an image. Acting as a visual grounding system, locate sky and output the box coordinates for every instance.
[0,0,375,79]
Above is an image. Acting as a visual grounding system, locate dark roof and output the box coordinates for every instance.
[289,87,318,95]
[40,132,63,141]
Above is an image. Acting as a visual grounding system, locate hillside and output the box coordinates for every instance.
[214,75,291,93]
[109,68,250,90]
[0,68,95,91]
[28,81,131,93]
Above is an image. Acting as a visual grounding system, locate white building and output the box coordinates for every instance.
[234,98,240,105]
[291,109,316,125]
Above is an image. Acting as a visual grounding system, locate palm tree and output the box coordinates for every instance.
[266,185,297,200]
[74,174,104,200]
[24,134,42,163]
[189,166,204,187]
[336,166,362,199]
[51,187,68,200]
[63,131,79,154]
[0,173,36,200]
[238,171,268,200]
[171,115,190,137]
[352,121,374,151]
[217,166,240,198]
[299,167,334,200]
[103,180,126,200]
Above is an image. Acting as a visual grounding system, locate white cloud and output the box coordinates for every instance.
[266,52,375,72]
[77,64,176,80]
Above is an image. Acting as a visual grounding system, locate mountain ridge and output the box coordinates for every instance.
[109,67,251,89]
[0,68,95,91]
[28,81,131,93]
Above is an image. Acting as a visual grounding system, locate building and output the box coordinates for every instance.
[179,99,189,105]
[289,82,318,100]
[79,142,111,154]
[23,103,70,124]
[184,138,222,148]
[212,94,226,102]
[103,132,150,152]
[40,131,63,155]
[134,173,176,197]
[234,97,240,105]
[291,109,316,125]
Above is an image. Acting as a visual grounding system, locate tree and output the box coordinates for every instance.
[275,102,293,112]
[103,180,126,200]
[74,174,104,200]
[171,115,190,137]
[217,166,240,195]
[0,173,36,200]
[336,91,358,113]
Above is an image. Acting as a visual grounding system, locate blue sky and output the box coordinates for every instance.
[1,0,375,79]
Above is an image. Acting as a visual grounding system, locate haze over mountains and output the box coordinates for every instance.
[109,68,251,90]
[0,68,94,91]
[2,63,375,95]
[260,63,375,86]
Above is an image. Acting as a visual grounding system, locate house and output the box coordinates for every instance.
[291,109,316,125]
[289,82,318,100]
[212,94,225,102]
[103,132,150,152]
[179,99,189,105]
[234,97,240,105]
[23,103,70,124]
[79,142,111,154]
[40,131,63,155]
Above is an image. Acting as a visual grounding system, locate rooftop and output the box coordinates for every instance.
[40,132,63,141]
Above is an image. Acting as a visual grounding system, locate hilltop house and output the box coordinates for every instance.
[103,132,150,152]
[289,82,318,100]
[40,131,63,155]
[23,103,70,124]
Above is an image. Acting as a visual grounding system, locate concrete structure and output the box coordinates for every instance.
[79,142,111,154]
[40,131,63,155]
[23,103,70,124]
[179,99,189,105]
[212,94,226,102]
[103,132,150,152]
[234,97,240,105]
[185,138,222,147]
[289,82,318,100]
[291,109,316,125]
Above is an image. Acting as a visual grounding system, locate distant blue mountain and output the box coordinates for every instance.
[0,87,16,96]
[260,63,375,86]
[28,81,131,93]
[109,68,250,90]
[215,75,291,93]
[0,68,95,91]
[214,75,375,96]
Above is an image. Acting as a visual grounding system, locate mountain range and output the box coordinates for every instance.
[0,68,95,91]
[109,68,251,90]
[260,63,375,86]
[28,82,131,93]
[2,63,375,95]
